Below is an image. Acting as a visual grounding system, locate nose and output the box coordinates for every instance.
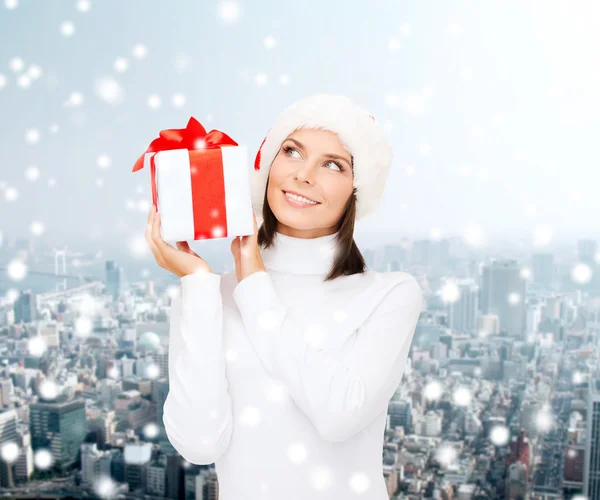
[293,160,318,185]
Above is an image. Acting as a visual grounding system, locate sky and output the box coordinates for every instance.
[0,0,599,259]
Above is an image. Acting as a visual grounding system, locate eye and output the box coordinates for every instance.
[282,145,301,158]
[326,160,344,172]
[283,146,345,172]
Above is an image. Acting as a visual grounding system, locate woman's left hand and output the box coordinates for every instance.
[231,211,267,283]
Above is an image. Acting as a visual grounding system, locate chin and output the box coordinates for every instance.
[280,210,340,233]
[274,209,318,228]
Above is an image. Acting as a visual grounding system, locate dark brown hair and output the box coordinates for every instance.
[257,153,367,282]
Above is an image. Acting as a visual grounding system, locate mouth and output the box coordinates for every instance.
[282,190,321,207]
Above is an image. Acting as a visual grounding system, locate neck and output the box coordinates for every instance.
[275,224,339,239]
[260,230,340,276]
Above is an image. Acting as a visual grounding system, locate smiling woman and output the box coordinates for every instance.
[161,94,422,500]
[271,129,354,224]
[257,125,365,281]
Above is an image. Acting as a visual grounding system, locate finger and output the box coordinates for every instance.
[176,241,190,252]
[231,238,241,280]
[145,211,152,242]
[176,241,196,256]
[151,211,177,261]
[145,211,160,257]
[231,236,240,261]
[247,213,259,247]
[241,214,258,249]
[147,204,155,224]
[147,211,166,265]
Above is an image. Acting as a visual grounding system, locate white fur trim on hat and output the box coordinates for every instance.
[251,93,393,221]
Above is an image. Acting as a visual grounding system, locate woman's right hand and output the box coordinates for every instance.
[145,205,212,278]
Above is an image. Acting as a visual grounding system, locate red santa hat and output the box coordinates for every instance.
[251,93,393,221]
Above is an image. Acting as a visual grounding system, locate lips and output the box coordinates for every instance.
[282,190,320,204]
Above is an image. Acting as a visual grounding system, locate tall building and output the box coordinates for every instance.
[564,445,585,491]
[506,461,528,499]
[447,279,479,334]
[480,260,527,337]
[153,379,169,424]
[123,442,152,493]
[388,400,412,433]
[81,442,110,485]
[146,460,167,497]
[105,260,123,301]
[154,351,169,379]
[505,429,531,482]
[14,427,34,483]
[13,290,37,324]
[0,409,19,488]
[166,453,184,499]
[584,378,600,497]
[198,469,219,499]
[29,395,87,471]
[0,379,13,407]
[54,249,67,292]
[37,321,60,348]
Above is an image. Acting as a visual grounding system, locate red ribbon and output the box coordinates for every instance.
[132,116,238,173]
[132,117,239,239]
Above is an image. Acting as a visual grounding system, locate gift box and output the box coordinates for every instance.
[132,117,254,242]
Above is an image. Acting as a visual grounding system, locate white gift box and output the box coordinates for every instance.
[144,146,254,242]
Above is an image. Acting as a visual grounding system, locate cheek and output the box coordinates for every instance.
[268,160,300,194]
[267,166,285,192]
[321,179,353,206]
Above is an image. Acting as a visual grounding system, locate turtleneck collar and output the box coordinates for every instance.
[260,231,340,276]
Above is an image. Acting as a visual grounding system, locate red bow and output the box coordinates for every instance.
[132,117,238,172]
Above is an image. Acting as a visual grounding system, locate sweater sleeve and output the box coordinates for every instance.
[232,271,423,443]
[162,271,234,465]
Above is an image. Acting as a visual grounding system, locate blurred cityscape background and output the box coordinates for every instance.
[1,0,600,499]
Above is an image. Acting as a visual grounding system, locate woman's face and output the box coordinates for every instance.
[266,128,354,239]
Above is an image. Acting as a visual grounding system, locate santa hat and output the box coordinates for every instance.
[251,93,393,221]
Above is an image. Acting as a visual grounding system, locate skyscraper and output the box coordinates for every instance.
[447,279,479,334]
[13,290,37,324]
[105,260,122,301]
[29,395,86,471]
[480,259,527,337]
[0,409,18,488]
[584,377,600,498]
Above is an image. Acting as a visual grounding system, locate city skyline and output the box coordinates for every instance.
[0,0,599,498]
[1,236,599,498]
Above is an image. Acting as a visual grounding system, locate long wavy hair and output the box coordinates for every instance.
[256,153,367,282]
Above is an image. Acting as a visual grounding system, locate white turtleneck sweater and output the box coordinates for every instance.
[163,231,423,499]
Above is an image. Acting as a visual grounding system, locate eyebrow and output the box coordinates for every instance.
[285,138,352,168]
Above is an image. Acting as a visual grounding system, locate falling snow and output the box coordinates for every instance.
[0,2,599,497]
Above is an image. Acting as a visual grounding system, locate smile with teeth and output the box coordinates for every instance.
[283,191,320,206]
